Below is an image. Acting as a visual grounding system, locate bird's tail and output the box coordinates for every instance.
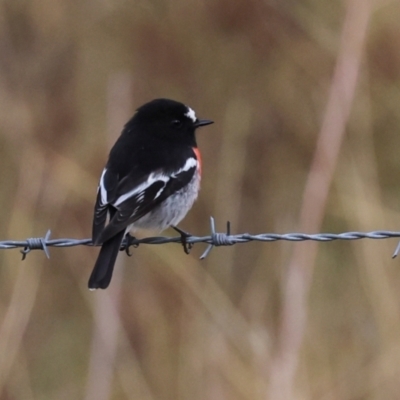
[88,230,125,290]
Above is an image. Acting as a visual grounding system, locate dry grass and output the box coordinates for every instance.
[1,0,400,399]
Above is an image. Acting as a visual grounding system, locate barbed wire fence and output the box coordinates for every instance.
[3,217,400,261]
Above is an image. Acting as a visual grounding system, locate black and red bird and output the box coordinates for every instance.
[89,98,213,290]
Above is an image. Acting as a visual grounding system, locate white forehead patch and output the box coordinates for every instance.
[185,107,197,123]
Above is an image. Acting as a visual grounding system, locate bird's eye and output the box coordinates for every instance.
[171,119,183,128]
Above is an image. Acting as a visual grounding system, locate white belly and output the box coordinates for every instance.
[130,172,201,232]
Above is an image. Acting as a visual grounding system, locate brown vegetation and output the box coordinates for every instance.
[1,0,400,398]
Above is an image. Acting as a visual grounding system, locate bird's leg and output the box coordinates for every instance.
[172,226,193,255]
[120,232,139,256]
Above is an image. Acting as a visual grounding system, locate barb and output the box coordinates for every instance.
[2,217,400,260]
[20,230,52,260]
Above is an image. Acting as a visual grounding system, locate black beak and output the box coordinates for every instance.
[194,119,214,128]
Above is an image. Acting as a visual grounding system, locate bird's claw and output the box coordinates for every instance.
[173,226,193,254]
[121,233,139,256]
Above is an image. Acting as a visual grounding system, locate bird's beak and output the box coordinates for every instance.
[194,119,214,128]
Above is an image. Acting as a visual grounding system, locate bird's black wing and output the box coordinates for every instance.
[93,156,198,245]
[92,168,119,244]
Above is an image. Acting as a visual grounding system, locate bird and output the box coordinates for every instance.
[88,98,213,290]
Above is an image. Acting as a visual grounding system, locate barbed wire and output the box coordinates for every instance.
[2,218,400,261]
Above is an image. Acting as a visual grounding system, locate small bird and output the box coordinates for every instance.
[89,98,213,289]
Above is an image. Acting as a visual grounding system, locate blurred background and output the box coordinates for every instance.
[1,0,400,399]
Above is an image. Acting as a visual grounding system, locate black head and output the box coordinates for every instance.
[126,98,213,146]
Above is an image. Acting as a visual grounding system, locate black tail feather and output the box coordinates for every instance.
[88,230,125,290]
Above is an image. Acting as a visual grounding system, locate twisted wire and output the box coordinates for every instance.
[2,218,400,260]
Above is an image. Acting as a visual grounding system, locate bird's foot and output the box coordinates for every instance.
[121,233,139,256]
[172,226,193,255]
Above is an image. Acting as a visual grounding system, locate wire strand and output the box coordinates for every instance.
[3,217,400,260]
